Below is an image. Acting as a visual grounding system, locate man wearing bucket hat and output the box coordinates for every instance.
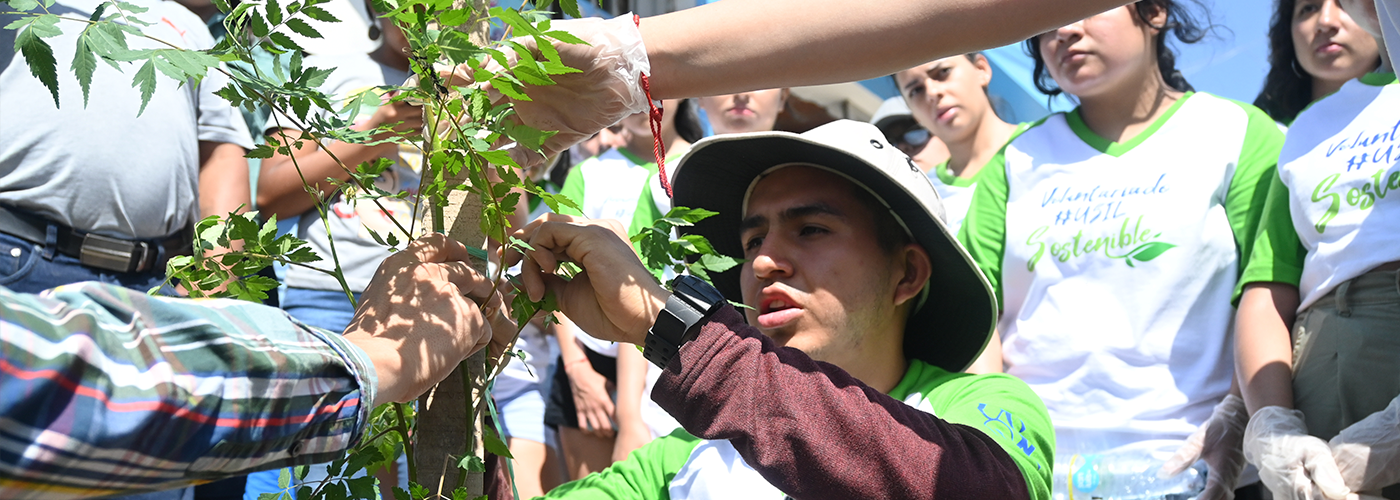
[510,120,1053,499]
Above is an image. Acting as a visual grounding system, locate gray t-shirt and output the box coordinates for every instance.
[270,53,416,292]
[0,0,252,239]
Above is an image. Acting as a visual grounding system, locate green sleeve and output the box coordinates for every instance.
[537,429,701,499]
[629,174,666,245]
[934,373,1056,500]
[1222,102,1288,304]
[959,148,1011,310]
[557,160,588,217]
[1235,172,1306,302]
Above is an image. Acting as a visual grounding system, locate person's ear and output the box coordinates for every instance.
[973,54,994,88]
[1139,3,1169,36]
[779,88,790,106]
[892,243,932,308]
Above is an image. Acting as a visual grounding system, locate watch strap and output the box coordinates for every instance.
[643,275,726,368]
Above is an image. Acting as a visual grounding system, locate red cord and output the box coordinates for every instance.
[634,14,671,198]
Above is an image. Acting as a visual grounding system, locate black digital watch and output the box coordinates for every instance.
[643,274,727,368]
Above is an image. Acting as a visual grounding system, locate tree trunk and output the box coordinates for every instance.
[416,2,492,497]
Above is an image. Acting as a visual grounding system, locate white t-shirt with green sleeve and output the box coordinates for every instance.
[539,360,1055,500]
[928,122,1032,236]
[1244,73,1400,310]
[959,92,1284,454]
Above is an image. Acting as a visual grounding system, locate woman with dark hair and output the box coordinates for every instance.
[959,2,1285,498]
[1255,0,1380,124]
[1234,2,1399,497]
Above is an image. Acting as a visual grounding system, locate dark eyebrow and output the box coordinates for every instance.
[740,202,846,234]
[739,214,768,233]
[783,202,845,221]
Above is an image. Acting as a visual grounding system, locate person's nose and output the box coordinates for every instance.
[1053,19,1085,45]
[1318,0,1343,32]
[751,241,793,281]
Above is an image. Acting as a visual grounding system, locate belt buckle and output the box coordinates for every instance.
[79,233,148,273]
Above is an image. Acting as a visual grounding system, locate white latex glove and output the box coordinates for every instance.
[464,14,651,170]
[1329,395,1400,494]
[1162,394,1249,500]
[1244,406,1353,500]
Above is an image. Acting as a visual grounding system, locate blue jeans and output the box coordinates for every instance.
[246,288,410,500]
[0,230,187,499]
[0,231,168,294]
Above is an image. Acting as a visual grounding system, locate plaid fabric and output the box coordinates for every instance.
[0,282,377,499]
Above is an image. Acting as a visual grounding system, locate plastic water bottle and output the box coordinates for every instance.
[1051,446,1206,500]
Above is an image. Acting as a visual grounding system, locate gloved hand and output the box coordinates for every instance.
[457,14,651,170]
[1244,406,1352,500]
[1329,395,1400,494]
[1162,394,1249,500]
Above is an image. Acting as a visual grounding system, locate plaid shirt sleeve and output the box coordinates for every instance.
[0,282,379,499]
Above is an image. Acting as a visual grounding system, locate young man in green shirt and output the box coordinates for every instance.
[510,120,1054,499]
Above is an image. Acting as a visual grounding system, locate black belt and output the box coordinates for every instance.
[0,205,192,274]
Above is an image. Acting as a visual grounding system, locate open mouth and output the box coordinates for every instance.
[757,294,804,328]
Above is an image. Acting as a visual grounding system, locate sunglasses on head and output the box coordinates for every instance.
[884,123,931,148]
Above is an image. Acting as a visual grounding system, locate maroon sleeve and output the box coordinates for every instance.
[651,306,1031,500]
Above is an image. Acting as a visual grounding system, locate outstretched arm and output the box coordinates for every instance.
[639,0,1130,98]
[0,235,503,498]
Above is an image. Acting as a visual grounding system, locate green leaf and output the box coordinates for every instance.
[458,455,486,473]
[301,66,332,88]
[88,2,107,21]
[557,0,580,18]
[267,31,302,51]
[487,422,520,456]
[89,21,137,63]
[678,234,716,255]
[291,96,309,121]
[345,476,377,500]
[249,10,271,37]
[71,33,97,106]
[114,1,147,13]
[489,6,541,36]
[697,253,740,274]
[544,28,587,46]
[392,487,411,500]
[299,5,340,22]
[158,48,218,80]
[409,484,431,500]
[438,29,482,66]
[502,121,557,151]
[288,50,303,78]
[266,0,283,26]
[439,7,472,26]
[131,58,157,115]
[277,467,291,489]
[246,143,275,159]
[669,207,719,224]
[284,18,321,39]
[512,62,555,86]
[151,51,186,82]
[489,75,529,101]
[1124,241,1176,266]
[8,0,39,11]
[15,17,61,107]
